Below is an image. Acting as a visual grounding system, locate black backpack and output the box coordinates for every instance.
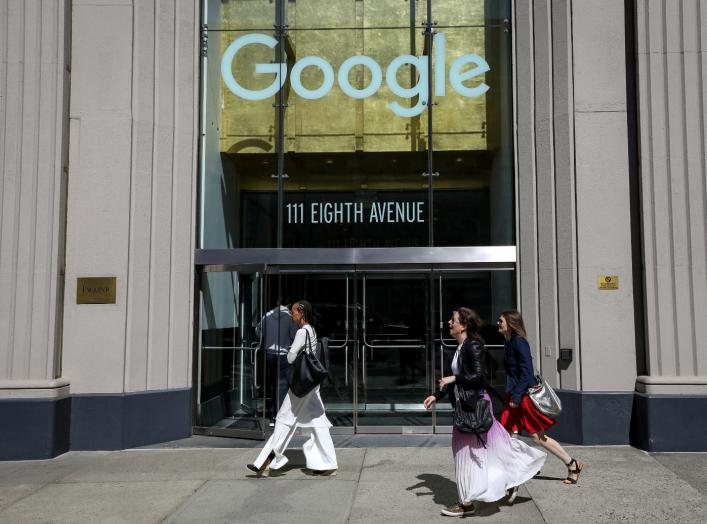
[317,336,334,384]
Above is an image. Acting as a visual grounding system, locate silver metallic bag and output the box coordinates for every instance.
[527,375,562,417]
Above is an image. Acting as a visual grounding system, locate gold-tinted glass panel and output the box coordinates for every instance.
[431,20,512,246]
[220,37,279,155]
[431,26,487,152]
[432,0,485,27]
[286,0,425,29]
[206,0,275,31]
[277,27,428,155]
[200,0,513,249]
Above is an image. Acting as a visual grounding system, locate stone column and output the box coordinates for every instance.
[632,0,707,451]
[515,0,638,444]
[0,0,71,459]
[62,0,199,450]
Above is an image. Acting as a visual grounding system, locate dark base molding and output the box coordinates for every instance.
[546,390,634,445]
[4,389,706,458]
[70,388,192,450]
[0,397,71,460]
[1,389,192,460]
[542,390,707,451]
[629,392,707,452]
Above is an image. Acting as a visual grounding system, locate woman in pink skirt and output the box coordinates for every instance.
[498,310,584,490]
[423,307,546,517]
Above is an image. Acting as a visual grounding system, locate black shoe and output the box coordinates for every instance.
[311,469,337,476]
[246,452,275,475]
[563,458,584,484]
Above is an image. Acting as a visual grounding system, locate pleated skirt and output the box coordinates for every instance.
[452,393,547,504]
[499,394,555,434]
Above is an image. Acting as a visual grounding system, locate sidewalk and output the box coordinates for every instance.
[0,436,705,523]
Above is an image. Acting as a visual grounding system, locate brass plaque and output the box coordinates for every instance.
[77,277,117,304]
[597,275,619,290]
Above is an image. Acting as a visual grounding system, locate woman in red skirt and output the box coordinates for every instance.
[498,310,584,490]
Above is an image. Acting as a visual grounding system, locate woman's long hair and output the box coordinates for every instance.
[500,309,527,338]
[456,307,493,383]
[456,307,485,346]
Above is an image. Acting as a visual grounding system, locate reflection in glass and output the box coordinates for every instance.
[436,270,515,424]
[268,273,355,427]
[357,274,432,427]
[196,272,263,432]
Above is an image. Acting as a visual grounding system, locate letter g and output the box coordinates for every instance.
[221,34,287,100]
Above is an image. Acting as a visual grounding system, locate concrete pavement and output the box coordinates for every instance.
[0,437,705,523]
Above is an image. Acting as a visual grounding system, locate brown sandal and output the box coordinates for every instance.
[563,458,583,484]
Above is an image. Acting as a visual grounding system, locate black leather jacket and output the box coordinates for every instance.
[433,337,487,409]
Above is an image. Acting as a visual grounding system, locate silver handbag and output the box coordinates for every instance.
[527,375,562,417]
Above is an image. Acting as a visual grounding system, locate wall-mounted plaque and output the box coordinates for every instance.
[77,277,116,304]
[597,275,619,290]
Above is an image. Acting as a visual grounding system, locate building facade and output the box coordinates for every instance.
[1,0,705,459]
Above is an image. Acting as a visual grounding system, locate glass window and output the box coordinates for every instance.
[199,0,513,248]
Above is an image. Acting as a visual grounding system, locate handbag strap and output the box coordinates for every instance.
[303,326,316,354]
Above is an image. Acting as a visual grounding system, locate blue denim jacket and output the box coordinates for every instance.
[503,335,536,404]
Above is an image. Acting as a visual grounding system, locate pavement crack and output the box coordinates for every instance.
[160,479,209,524]
[345,447,367,523]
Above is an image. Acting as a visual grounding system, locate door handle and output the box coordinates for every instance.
[253,341,260,390]
[345,342,349,386]
[361,340,366,387]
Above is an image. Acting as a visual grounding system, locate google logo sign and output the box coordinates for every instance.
[221,33,490,117]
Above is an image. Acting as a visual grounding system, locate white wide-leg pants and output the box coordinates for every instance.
[253,421,338,471]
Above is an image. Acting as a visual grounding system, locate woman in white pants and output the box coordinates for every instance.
[247,300,338,476]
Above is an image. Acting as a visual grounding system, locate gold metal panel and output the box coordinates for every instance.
[77,277,117,304]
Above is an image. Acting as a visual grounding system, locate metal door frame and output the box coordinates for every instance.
[354,270,436,434]
[262,266,439,435]
[192,266,268,439]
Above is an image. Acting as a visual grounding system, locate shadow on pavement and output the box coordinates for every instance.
[533,474,565,482]
[406,473,538,517]
[406,473,458,507]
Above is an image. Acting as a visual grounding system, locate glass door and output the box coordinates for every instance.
[433,270,515,430]
[265,270,356,432]
[194,270,266,438]
[193,267,516,437]
[356,273,434,432]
